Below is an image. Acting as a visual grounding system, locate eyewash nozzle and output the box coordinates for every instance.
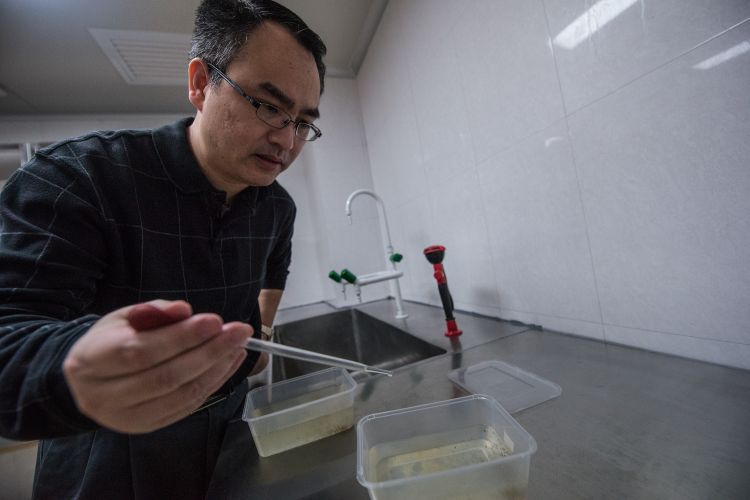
[423,245,446,265]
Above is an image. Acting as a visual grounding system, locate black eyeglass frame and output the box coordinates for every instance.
[206,62,322,142]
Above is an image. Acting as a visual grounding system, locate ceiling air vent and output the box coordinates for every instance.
[89,28,191,85]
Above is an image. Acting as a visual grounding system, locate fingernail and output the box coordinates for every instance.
[225,322,252,335]
[223,326,251,346]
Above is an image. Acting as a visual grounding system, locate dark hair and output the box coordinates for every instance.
[189,0,327,93]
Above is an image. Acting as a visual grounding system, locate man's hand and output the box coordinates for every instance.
[63,300,252,434]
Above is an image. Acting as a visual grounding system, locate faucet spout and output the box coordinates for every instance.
[344,189,394,252]
[344,188,407,319]
[345,189,380,215]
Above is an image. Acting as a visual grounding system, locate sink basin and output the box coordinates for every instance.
[272,309,446,381]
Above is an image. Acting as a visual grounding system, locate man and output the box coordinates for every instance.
[0,0,326,497]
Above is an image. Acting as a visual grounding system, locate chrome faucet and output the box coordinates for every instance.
[344,189,408,319]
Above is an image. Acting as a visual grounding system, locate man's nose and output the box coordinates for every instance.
[267,124,296,151]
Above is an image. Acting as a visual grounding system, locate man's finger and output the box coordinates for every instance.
[104,349,248,433]
[127,301,192,331]
[103,323,251,404]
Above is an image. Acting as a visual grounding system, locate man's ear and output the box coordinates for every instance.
[188,58,210,111]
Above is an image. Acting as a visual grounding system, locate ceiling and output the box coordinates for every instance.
[0,0,387,116]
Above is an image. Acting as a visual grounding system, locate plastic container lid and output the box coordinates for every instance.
[447,360,561,413]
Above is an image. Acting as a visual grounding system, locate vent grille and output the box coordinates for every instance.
[89,28,191,85]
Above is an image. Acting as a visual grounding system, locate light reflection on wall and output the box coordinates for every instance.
[553,0,639,50]
[693,40,750,70]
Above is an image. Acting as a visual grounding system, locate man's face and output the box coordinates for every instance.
[191,22,321,195]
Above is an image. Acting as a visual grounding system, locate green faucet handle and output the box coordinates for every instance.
[390,253,403,263]
[340,268,358,284]
[328,270,342,283]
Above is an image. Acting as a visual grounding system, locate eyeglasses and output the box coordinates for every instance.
[206,62,322,142]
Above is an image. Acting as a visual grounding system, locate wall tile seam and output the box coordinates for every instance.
[493,307,601,328]
[592,340,750,370]
[537,0,607,338]
[556,118,607,337]
[454,300,749,347]
[561,16,750,120]
[603,324,750,346]
[472,115,570,171]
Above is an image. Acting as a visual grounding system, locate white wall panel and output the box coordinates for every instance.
[478,120,601,323]
[543,0,750,111]
[453,0,566,164]
[357,0,750,369]
[569,22,750,345]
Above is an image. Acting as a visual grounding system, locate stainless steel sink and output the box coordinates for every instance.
[272,309,446,381]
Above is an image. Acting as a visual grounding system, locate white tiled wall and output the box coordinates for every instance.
[355,0,750,369]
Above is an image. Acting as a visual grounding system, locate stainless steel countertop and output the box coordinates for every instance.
[208,300,750,499]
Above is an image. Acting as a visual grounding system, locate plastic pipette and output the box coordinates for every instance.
[245,337,393,376]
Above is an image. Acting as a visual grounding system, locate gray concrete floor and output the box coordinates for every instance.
[0,441,36,500]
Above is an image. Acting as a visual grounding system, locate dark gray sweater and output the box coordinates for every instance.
[0,117,295,440]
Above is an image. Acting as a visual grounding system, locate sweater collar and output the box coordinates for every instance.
[152,117,215,194]
[152,117,270,209]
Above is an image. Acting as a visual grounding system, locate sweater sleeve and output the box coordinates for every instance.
[261,191,296,291]
[0,152,106,440]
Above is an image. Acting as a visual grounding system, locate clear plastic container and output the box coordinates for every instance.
[356,395,536,500]
[448,360,561,414]
[243,367,357,457]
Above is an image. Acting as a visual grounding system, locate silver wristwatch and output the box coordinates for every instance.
[261,324,275,341]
